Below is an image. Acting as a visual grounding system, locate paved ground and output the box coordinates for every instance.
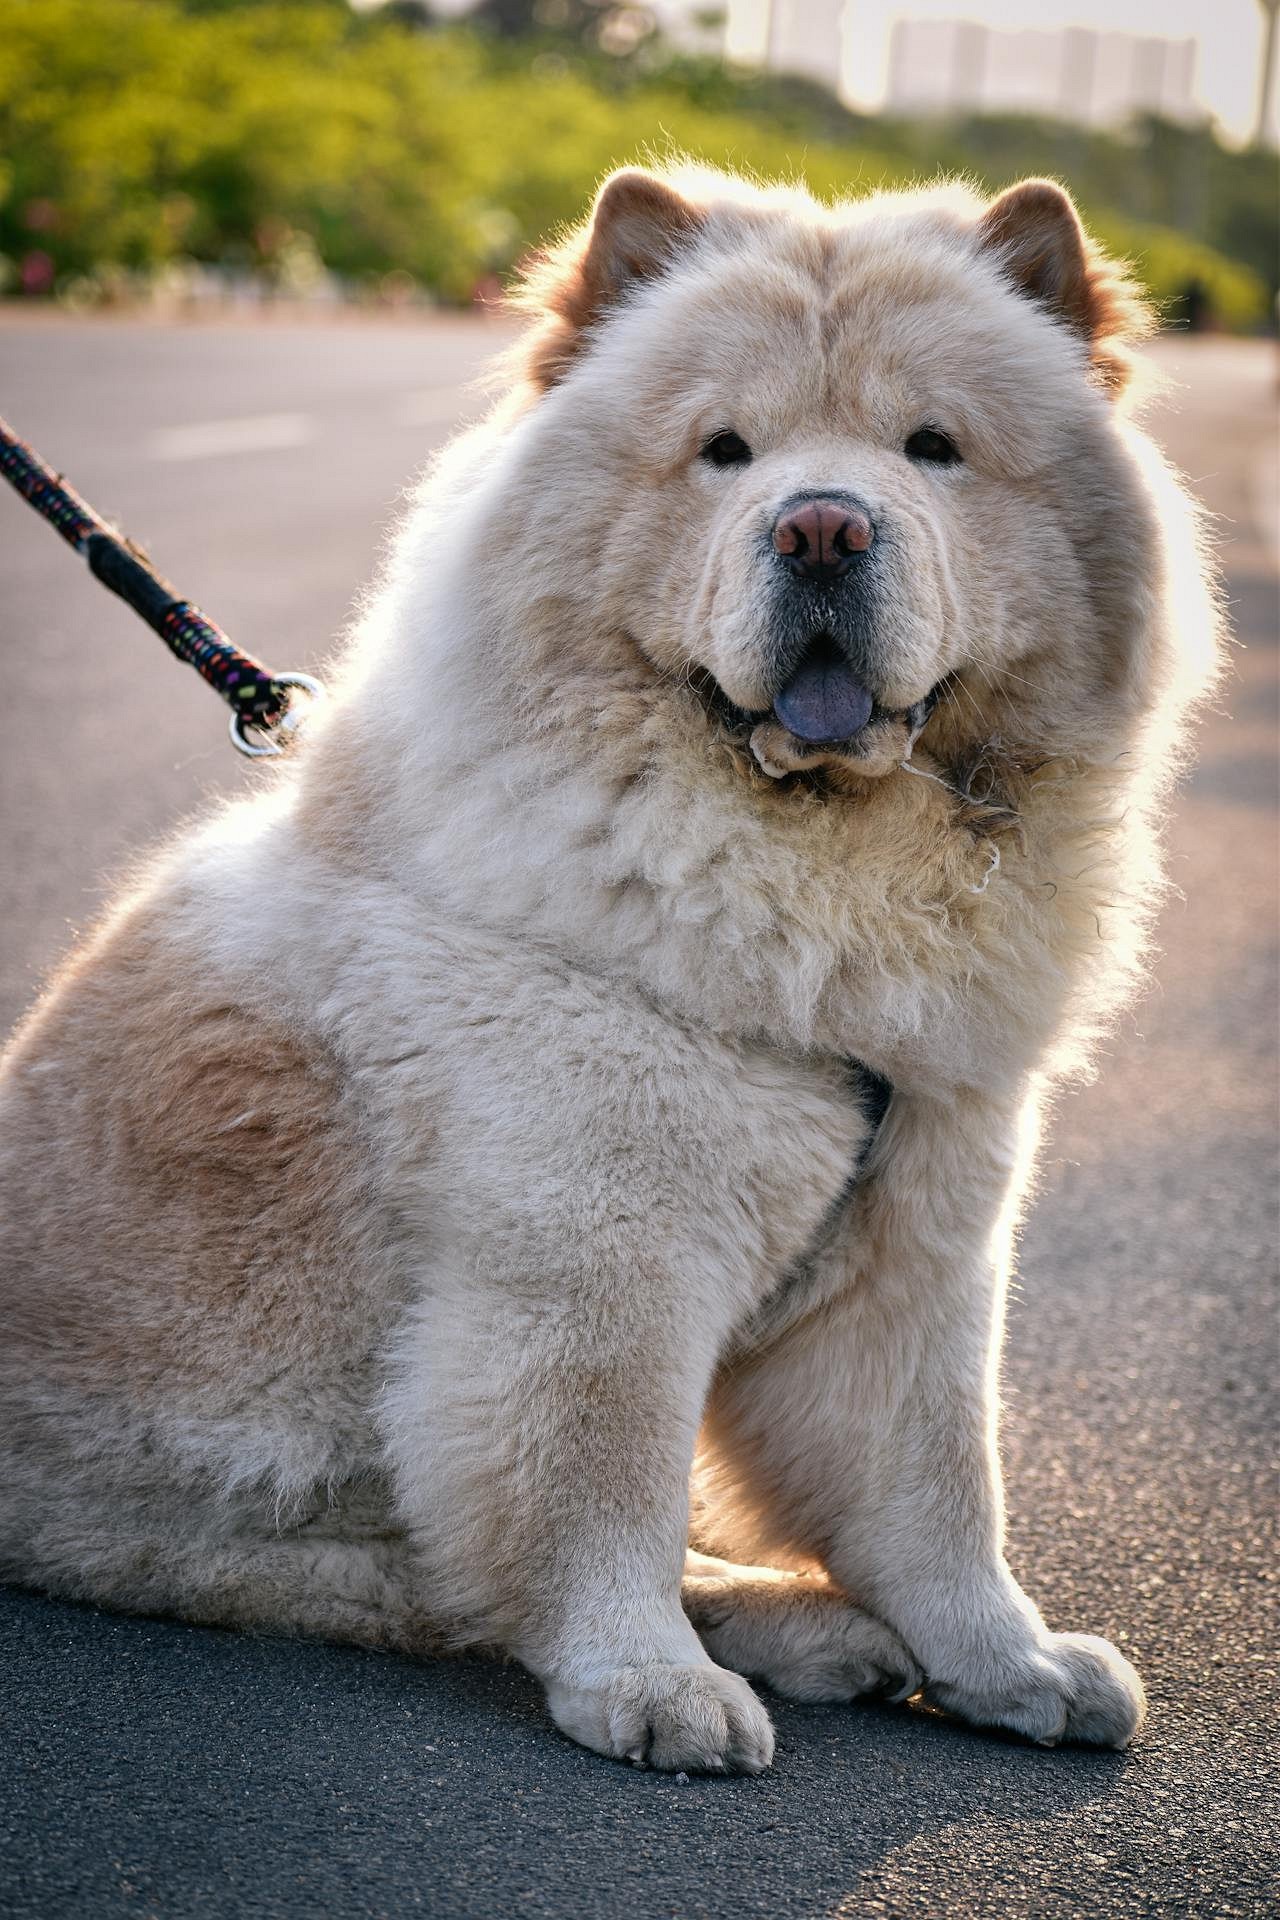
[0,318,1276,1919]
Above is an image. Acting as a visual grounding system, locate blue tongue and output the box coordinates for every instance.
[773,653,874,744]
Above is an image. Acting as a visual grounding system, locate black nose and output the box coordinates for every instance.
[772,496,876,580]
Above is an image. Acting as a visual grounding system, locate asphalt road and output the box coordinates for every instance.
[0,316,1276,1920]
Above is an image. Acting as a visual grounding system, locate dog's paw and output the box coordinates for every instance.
[927,1631,1146,1749]
[688,1576,922,1705]
[545,1661,775,1774]
[754,1608,922,1706]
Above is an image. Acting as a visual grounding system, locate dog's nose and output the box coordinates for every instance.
[771,498,875,579]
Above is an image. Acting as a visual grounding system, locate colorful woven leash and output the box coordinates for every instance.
[0,415,320,755]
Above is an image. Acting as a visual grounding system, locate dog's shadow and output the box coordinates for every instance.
[2,1586,1143,1920]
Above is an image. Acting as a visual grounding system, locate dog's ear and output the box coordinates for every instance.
[976,179,1150,394]
[578,168,705,312]
[512,169,705,391]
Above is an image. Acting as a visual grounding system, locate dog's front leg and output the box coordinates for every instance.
[706,1086,1145,1748]
[381,1187,774,1774]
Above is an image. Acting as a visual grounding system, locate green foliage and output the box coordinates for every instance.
[0,0,1271,326]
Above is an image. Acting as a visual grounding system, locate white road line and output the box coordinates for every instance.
[145,412,314,462]
[397,387,473,426]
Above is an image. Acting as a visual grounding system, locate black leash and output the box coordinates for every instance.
[0,416,320,755]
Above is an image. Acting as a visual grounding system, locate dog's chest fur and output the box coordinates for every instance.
[346,940,882,1343]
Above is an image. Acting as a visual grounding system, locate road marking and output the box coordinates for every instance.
[146,412,314,462]
[398,387,473,426]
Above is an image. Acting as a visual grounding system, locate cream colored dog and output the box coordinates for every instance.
[0,167,1218,1774]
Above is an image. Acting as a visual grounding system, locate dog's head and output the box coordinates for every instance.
[500,166,1160,779]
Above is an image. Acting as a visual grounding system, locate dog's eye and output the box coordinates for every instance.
[700,430,753,468]
[905,427,961,466]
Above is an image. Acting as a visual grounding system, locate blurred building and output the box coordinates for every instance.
[884,20,1198,126]
[759,0,852,89]
[719,4,1202,132]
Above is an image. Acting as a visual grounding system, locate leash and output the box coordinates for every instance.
[0,416,321,756]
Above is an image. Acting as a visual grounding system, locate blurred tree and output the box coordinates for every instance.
[380,2,435,26]
[173,0,348,9]
[469,0,656,55]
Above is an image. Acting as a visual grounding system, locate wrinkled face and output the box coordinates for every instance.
[511,192,1143,779]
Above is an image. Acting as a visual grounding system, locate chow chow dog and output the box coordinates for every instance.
[0,167,1218,1773]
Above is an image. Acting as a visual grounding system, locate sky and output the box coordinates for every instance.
[695,2,1273,143]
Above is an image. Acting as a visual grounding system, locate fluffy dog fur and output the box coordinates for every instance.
[0,167,1219,1773]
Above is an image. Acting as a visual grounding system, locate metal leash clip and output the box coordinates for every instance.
[230,671,325,758]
